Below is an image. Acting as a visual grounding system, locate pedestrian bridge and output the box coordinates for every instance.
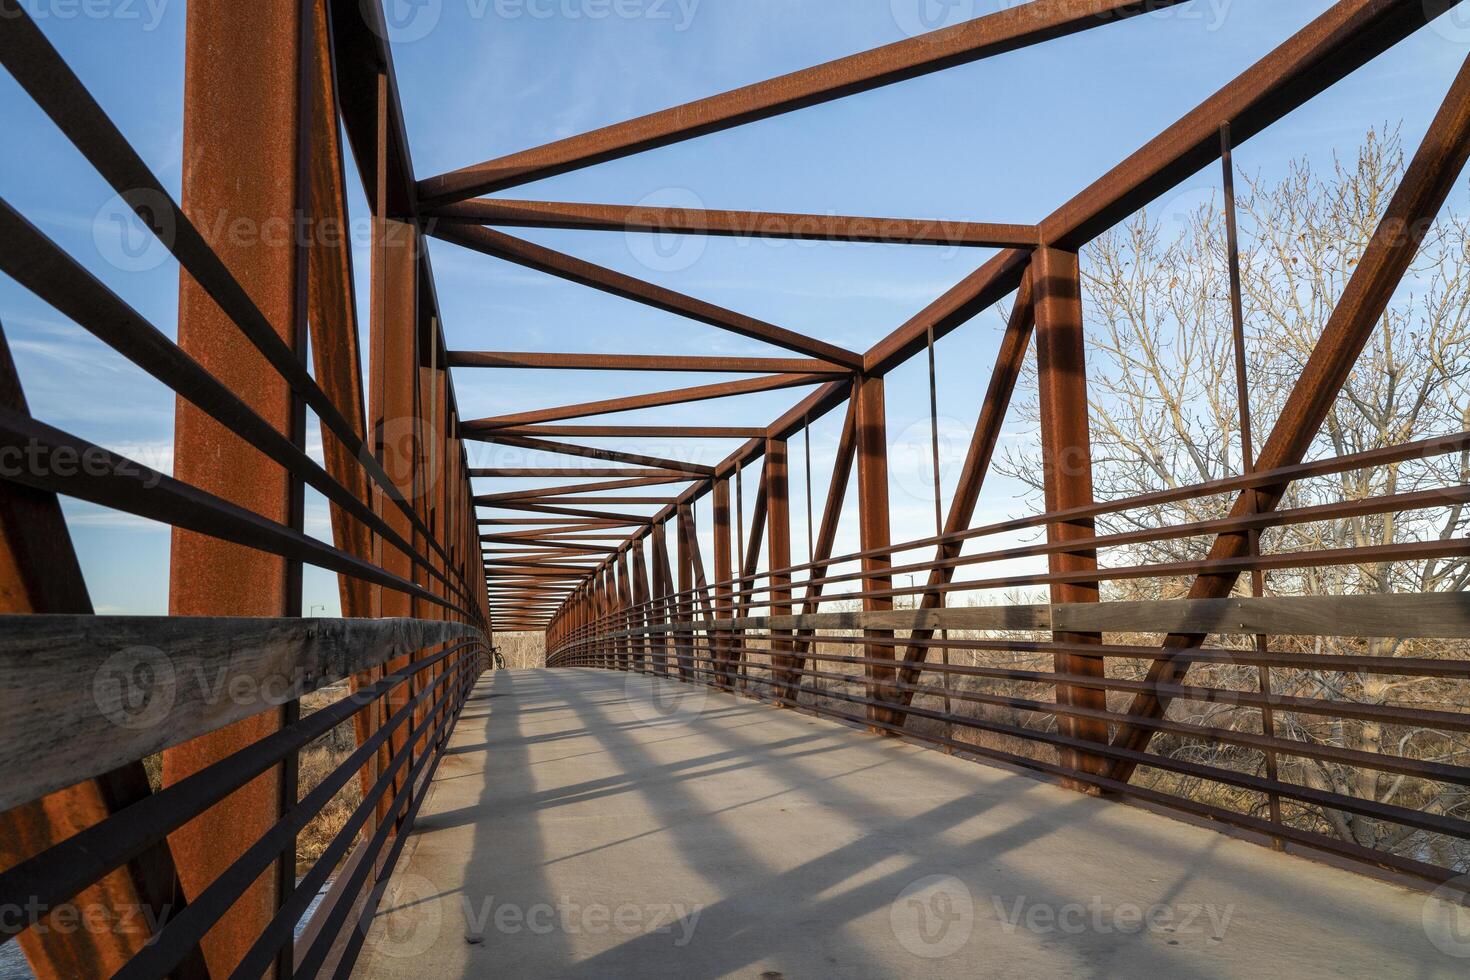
[3,1,1470,978]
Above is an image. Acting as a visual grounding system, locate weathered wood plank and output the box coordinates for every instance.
[1052,593,1470,639]
[0,617,482,812]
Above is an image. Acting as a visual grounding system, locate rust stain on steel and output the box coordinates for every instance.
[0,329,201,980]
[416,0,1192,205]
[854,375,899,731]
[432,198,1039,248]
[764,438,796,700]
[1033,247,1107,782]
[1108,47,1470,779]
[449,350,851,374]
[432,222,863,368]
[462,373,831,430]
[162,1,307,975]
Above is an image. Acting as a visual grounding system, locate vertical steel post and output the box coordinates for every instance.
[676,506,694,679]
[765,438,794,702]
[651,520,675,675]
[368,69,420,816]
[616,550,633,669]
[1033,246,1108,785]
[854,375,898,730]
[713,477,734,689]
[163,2,306,973]
[632,538,652,670]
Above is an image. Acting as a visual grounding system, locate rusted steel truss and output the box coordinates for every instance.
[3,3,1470,977]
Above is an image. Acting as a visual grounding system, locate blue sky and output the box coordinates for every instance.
[1,0,1466,617]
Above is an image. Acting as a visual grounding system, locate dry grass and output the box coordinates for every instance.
[495,631,547,669]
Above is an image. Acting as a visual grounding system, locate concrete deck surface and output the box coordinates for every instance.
[356,669,1470,979]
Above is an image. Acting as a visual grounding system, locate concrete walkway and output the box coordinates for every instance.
[356,669,1469,979]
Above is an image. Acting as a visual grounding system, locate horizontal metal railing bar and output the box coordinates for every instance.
[542,431,1470,611]
[0,615,482,811]
[667,482,1470,603]
[610,642,1470,786]
[564,535,1470,614]
[0,641,476,936]
[554,635,1470,731]
[601,593,1470,640]
[573,626,1470,682]
[0,200,473,611]
[314,719,452,980]
[271,685,457,980]
[0,408,474,619]
[669,628,1470,680]
[113,655,474,980]
[0,4,471,599]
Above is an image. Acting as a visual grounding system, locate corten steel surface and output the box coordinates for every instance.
[4,1,1470,977]
[163,3,304,974]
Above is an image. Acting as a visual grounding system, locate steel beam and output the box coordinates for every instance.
[1108,47,1470,781]
[0,326,203,980]
[416,0,1191,205]
[431,198,1037,248]
[712,478,734,688]
[449,351,851,374]
[464,432,715,475]
[854,375,897,730]
[431,224,862,368]
[490,425,767,439]
[162,3,306,973]
[765,438,795,700]
[1033,247,1108,782]
[463,373,831,430]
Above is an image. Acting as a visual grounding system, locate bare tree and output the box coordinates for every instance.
[997,126,1470,869]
